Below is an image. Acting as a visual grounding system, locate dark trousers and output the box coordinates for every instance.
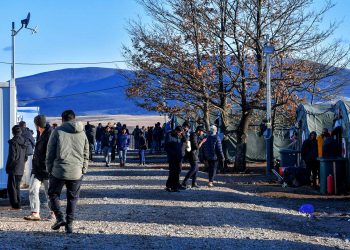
[306,160,320,187]
[7,174,22,209]
[48,176,82,224]
[183,161,199,185]
[111,147,116,161]
[89,143,94,161]
[166,161,182,190]
[208,160,218,182]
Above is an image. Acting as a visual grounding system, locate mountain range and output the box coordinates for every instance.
[16,67,154,116]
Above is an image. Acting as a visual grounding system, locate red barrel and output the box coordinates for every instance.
[327,175,334,195]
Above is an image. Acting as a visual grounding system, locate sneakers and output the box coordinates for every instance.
[106,163,110,168]
[208,182,214,187]
[192,183,200,189]
[65,223,73,234]
[51,219,66,230]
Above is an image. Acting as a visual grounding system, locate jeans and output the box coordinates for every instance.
[183,161,199,185]
[208,160,218,182]
[95,140,101,153]
[29,174,50,213]
[166,161,182,190]
[139,150,145,164]
[22,155,33,186]
[48,175,82,223]
[7,174,22,209]
[119,149,127,163]
[103,146,112,164]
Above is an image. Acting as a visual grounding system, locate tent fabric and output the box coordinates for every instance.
[296,103,335,140]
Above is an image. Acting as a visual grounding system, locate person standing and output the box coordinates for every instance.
[19,121,35,189]
[164,126,185,192]
[138,131,147,166]
[46,110,89,234]
[181,126,206,189]
[203,125,224,187]
[85,122,96,161]
[101,126,116,167]
[117,128,130,167]
[316,128,330,158]
[95,123,104,154]
[24,115,54,221]
[301,131,319,187]
[6,125,28,210]
[132,125,141,150]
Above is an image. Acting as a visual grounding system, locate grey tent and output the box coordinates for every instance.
[296,103,335,142]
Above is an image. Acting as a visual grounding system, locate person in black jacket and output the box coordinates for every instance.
[85,122,96,161]
[301,131,319,187]
[24,115,54,221]
[6,125,28,209]
[203,125,225,187]
[95,123,104,154]
[181,126,207,189]
[101,126,116,167]
[164,126,185,192]
[19,121,35,188]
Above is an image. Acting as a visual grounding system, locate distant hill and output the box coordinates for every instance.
[16,67,155,116]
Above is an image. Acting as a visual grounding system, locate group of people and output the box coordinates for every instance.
[6,110,89,234]
[300,127,342,188]
[164,121,225,192]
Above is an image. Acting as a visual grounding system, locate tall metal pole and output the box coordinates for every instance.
[263,37,274,176]
[11,22,16,80]
[10,21,17,132]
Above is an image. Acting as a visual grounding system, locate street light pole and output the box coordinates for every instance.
[263,35,275,176]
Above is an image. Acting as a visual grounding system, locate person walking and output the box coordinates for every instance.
[164,126,185,192]
[203,125,224,187]
[301,131,319,188]
[46,110,89,234]
[6,125,28,210]
[24,115,54,221]
[147,127,154,152]
[117,128,130,167]
[181,126,206,189]
[138,131,147,166]
[101,126,116,167]
[95,123,104,154]
[19,121,35,189]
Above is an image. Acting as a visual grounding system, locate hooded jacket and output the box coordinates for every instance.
[32,125,52,181]
[21,127,35,156]
[203,134,224,161]
[46,121,89,180]
[6,135,28,175]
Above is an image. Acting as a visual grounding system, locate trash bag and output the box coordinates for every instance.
[299,204,314,214]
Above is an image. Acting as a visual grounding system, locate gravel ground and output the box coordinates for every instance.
[0,151,349,250]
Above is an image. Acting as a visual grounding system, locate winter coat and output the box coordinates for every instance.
[203,134,224,161]
[139,135,147,150]
[21,127,35,156]
[95,126,104,141]
[85,124,96,145]
[46,121,89,180]
[101,132,116,148]
[164,131,184,162]
[117,134,130,150]
[301,138,318,163]
[32,125,52,181]
[188,132,200,163]
[6,135,28,175]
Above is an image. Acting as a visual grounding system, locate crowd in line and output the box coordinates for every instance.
[4,110,227,233]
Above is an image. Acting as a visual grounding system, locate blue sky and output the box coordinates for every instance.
[0,0,349,82]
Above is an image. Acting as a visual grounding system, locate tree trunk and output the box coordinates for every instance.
[203,99,210,131]
[234,111,250,172]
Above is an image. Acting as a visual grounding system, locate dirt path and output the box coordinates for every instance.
[0,151,349,249]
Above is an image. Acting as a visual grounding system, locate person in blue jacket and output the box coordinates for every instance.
[203,125,225,187]
[117,128,130,167]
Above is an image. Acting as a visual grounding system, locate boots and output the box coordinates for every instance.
[51,215,66,230]
[65,222,73,234]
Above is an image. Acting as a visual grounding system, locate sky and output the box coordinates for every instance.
[0,0,349,82]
